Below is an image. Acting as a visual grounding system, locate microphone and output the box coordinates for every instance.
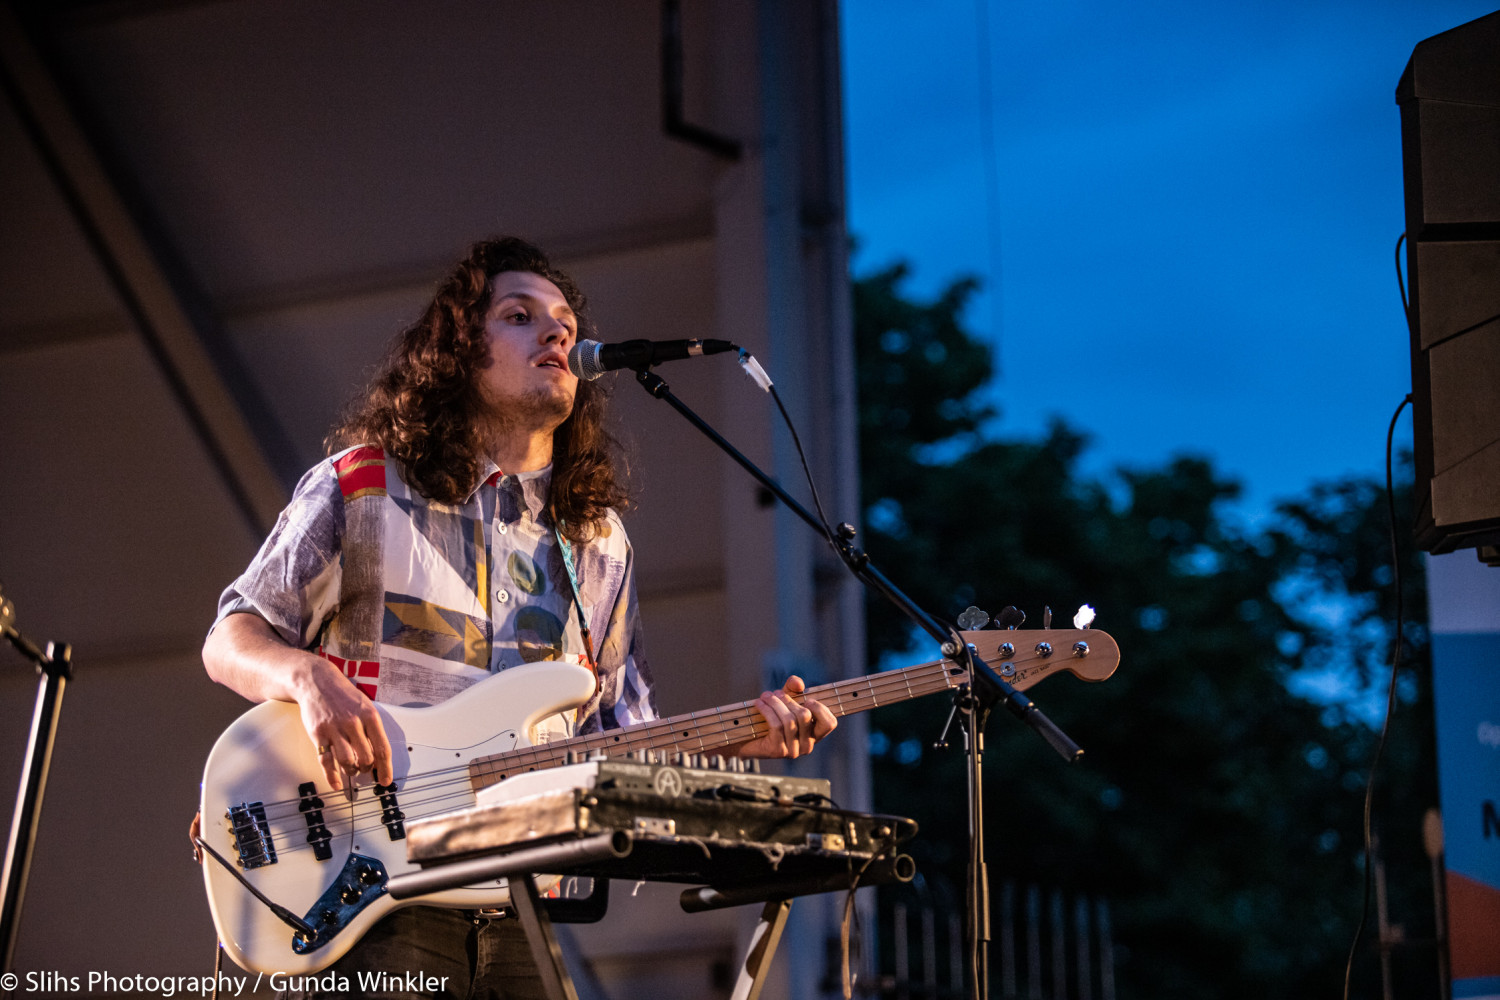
[567,338,736,381]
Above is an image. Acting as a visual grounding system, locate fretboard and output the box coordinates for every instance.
[467,657,966,792]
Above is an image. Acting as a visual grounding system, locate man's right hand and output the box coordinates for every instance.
[297,657,395,790]
[203,612,394,790]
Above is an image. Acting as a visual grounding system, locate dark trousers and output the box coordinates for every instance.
[276,906,549,1000]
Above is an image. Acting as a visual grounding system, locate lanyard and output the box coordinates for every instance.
[554,525,598,679]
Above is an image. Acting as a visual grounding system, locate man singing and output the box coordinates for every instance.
[202,237,836,998]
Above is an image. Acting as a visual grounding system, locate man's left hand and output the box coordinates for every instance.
[733,675,837,759]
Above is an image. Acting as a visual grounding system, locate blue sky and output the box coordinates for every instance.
[840,0,1496,521]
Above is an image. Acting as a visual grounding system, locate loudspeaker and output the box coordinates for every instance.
[1397,11,1500,555]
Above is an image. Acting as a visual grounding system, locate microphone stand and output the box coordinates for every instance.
[629,367,1081,1000]
[0,587,72,973]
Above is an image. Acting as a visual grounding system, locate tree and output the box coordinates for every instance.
[854,262,1439,999]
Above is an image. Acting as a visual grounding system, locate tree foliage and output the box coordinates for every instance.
[854,263,1439,999]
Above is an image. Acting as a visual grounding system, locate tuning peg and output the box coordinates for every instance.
[996,606,1026,630]
[1073,604,1096,629]
[956,606,991,630]
[1043,606,1053,630]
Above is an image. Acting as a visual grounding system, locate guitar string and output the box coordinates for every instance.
[251,666,968,852]
[239,666,971,854]
[245,648,1102,856]
[247,637,1114,855]
[284,639,1090,820]
[222,636,1100,843]
[248,644,1089,859]
[245,661,966,821]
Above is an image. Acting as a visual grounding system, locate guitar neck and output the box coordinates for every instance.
[467,657,964,791]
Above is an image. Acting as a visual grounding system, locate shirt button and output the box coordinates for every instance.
[495,590,510,604]
[496,522,508,535]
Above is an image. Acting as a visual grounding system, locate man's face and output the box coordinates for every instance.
[479,270,580,431]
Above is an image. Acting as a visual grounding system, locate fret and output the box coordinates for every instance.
[713,706,735,744]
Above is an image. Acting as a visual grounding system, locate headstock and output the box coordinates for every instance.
[950,603,1118,690]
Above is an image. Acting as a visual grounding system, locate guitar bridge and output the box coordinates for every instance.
[227,802,277,869]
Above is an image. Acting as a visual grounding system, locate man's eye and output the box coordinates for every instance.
[508,311,529,323]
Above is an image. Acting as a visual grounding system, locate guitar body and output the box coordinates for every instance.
[200,661,597,976]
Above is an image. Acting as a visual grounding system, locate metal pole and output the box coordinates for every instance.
[1374,835,1394,1000]
[0,641,71,972]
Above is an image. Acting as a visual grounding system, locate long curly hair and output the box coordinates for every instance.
[327,237,628,541]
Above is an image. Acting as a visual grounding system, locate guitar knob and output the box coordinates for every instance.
[340,884,362,905]
[999,643,1015,658]
[358,865,381,885]
[1034,642,1053,658]
[1073,642,1090,657]
[320,909,339,926]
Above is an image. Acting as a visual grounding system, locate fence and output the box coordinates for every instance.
[875,878,1115,1000]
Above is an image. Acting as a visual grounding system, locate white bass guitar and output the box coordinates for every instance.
[199,627,1118,975]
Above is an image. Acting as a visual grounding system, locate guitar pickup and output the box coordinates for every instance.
[298,782,334,861]
[375,782,406,841]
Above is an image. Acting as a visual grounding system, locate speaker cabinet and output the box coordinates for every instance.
[1397,11,1500,554]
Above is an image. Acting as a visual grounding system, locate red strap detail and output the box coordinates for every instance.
[317,647,380,698]
[334,446,386,499]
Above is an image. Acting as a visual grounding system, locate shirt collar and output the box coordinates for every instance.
[470,460,552,524]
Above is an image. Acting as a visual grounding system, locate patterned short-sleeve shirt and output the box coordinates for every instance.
[216,446,657,737]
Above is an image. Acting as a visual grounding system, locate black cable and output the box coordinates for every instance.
[1340,393,1411,1000]
[1396,232,1410,331]
[973,0,1005,372]
[194,835,317,938]
[768,383,842,553]
[840,828,901,999]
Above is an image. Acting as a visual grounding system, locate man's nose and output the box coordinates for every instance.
[540,316,570,344]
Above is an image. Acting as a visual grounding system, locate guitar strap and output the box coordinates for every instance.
[328,447,599,712]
